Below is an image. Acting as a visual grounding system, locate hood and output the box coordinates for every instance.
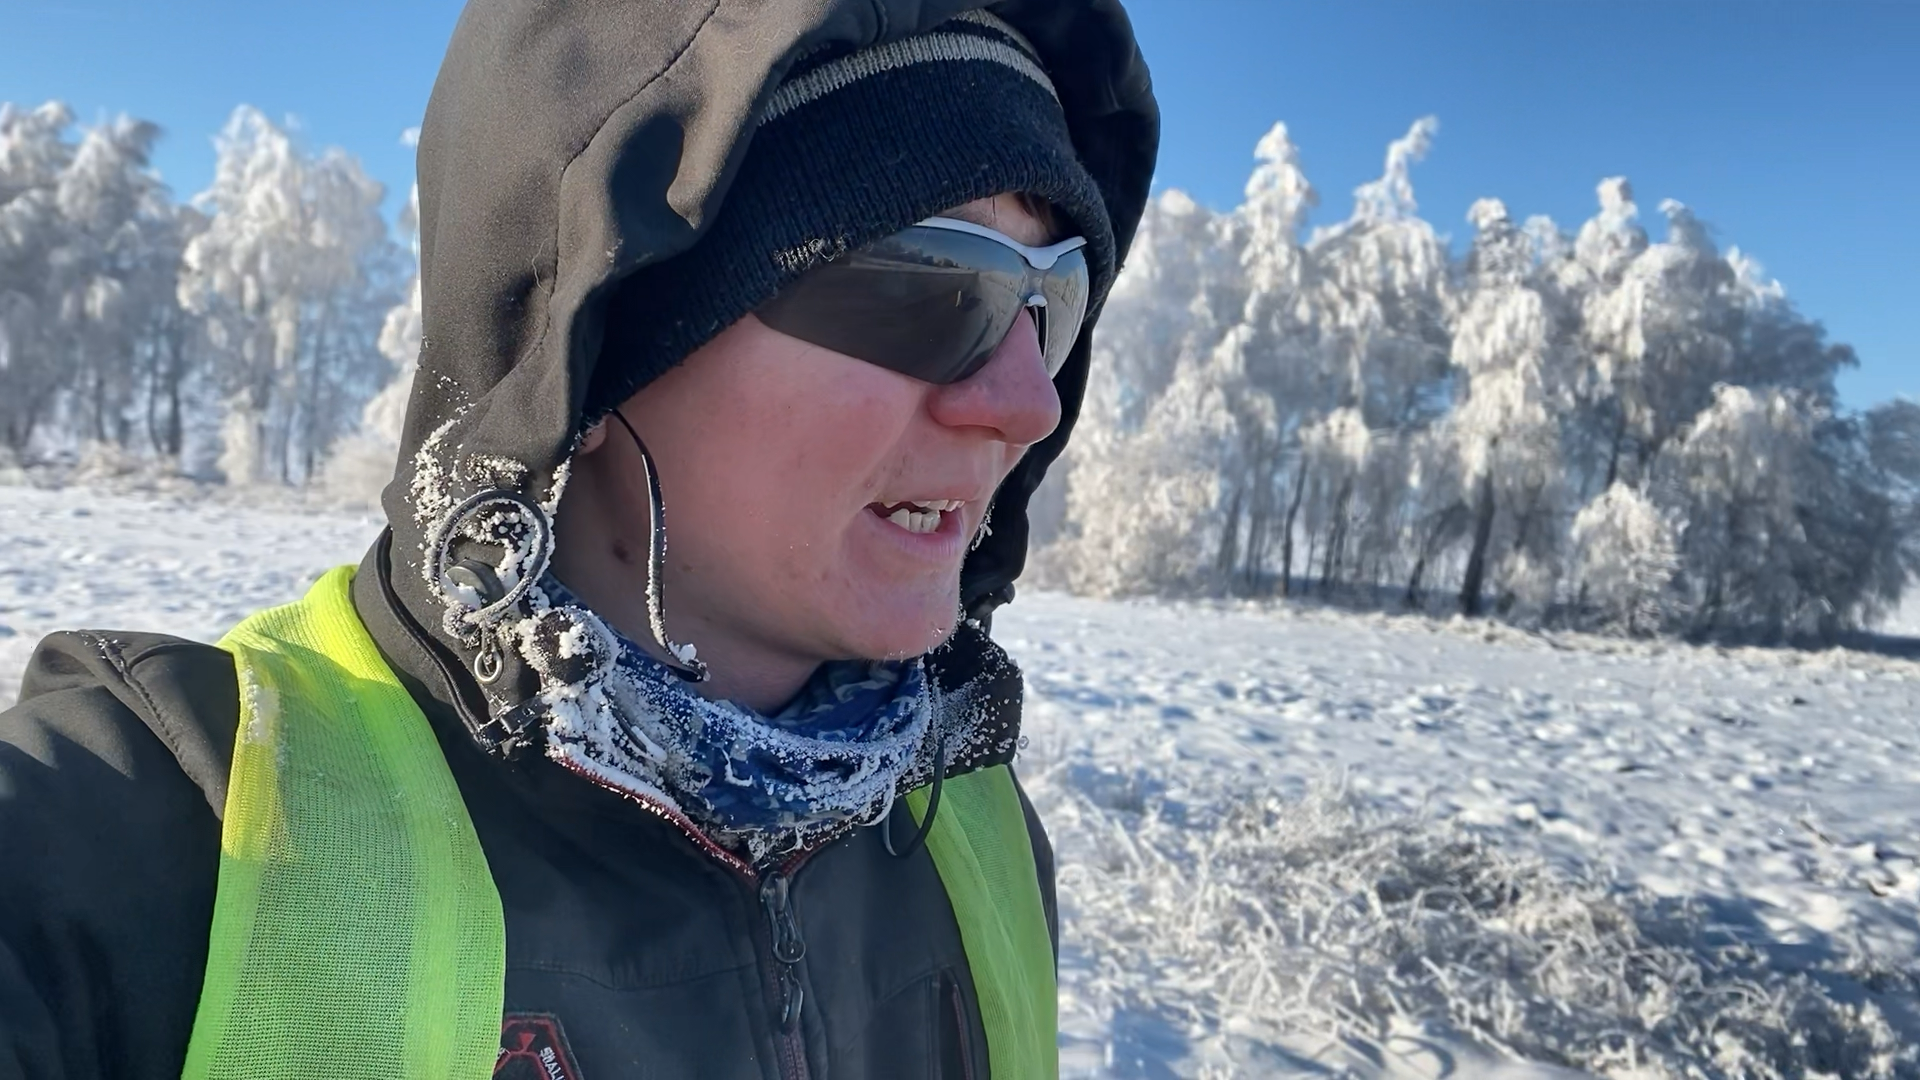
[382,0,1159,752]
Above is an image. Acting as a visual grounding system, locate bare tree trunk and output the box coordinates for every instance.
[1244,503,1271,593]
[1242,459,1274,592]
[1320,477,1353,595]
[1279,464,1309,597]
[1405,503,1460,610]
[1214,486,1243,587]
[163,329,185,458]
[1460,465,1498,617]
[90,367,108,444]
[1604,408,1627,490]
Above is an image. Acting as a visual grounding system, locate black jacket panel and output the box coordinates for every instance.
[0,559,1059,1078]
[0,633,229,1080]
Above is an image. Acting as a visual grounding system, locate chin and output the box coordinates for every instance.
[832,589,963,662]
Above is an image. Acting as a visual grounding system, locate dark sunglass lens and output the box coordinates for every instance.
[756,247,1027,384]
[1041,248,1090,377]
[755,226,1082,386]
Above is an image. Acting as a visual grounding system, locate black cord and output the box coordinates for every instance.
[884,739,949,860]
[606,408,709,683]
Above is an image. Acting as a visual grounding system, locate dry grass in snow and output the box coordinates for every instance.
[1033,765,1918,1079]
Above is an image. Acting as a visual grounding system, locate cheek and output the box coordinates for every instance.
[663,353,922,572]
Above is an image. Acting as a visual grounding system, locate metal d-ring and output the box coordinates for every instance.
[473,629,505,684]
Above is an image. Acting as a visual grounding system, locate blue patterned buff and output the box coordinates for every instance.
[538,576,936,862]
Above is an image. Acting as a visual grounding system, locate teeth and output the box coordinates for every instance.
[885,506,945,534]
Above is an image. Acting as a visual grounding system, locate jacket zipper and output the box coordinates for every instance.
[559,759,818,1079]
[757,850,815,1080]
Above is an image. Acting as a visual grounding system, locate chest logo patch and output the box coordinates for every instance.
[497,1013,583,1080]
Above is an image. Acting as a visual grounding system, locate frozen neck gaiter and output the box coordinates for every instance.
[538,576,938,863]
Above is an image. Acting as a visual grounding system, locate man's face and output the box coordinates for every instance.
[561,193,1061,690]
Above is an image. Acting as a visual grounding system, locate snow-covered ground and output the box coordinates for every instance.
[4,484,1918,1078]
[0,485,386,704]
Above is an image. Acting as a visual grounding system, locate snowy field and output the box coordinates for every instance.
[4,483,1919,1078]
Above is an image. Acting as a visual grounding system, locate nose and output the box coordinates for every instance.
[925,309,1062,446]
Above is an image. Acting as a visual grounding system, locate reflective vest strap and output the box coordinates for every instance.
[910,767,1060,1080]
[184,565,505,1080]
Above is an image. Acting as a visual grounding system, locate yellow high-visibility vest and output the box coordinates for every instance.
[182,566,1056,1079]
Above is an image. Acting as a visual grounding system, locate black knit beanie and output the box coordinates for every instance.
[589,10,1116,419]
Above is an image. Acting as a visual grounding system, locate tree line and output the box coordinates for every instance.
[6,102,1915,639]
[1038,119,1920,641]
[0,101,408,486]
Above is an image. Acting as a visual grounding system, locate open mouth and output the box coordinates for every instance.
[868,499,963,536]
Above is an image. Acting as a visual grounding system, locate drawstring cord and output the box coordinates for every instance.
[607,408,710,683]
[883,737,947,859]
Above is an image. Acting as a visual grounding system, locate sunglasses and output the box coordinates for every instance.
[754,217,1090,386]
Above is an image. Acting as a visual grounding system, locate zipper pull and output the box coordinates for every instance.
[761,874,807,964]
[760,872,807,1031]
[777,966,805,1032]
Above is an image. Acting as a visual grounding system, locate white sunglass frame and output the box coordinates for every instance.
[912,216,1090,272]
[911,215,1089,324]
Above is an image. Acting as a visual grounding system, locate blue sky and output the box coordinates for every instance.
[4,0,1913,409]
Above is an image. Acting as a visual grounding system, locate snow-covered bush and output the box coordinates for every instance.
[1571,483,1682,635]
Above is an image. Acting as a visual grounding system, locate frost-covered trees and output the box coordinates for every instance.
[1570,483,1682,635]
[1448,197,1581,617]
[1043,117,1911,640]
[0,101,79,456]
[4,89,1907,638]
[181,106,401,485]
[0,99,407,485]
[1051,182,1248,592]
[321,183,421,504]
[0,102,205,464]
[1654,387,1903,639]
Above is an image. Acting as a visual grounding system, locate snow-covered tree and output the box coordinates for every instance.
[321,182,421,504]
[1048,176,1250,583]
[1303,118,1451,431]
[1656,386,1900,639]
[1038,185,1245,551]
[181,106,400,486]
[53,115,171,448]
[1864,398,1920,583]
[1292,407,1372,593]
[1448,197,1577,616]
[1223,123,1320,590]
[1,102,201,464]
[0,101,80,456]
